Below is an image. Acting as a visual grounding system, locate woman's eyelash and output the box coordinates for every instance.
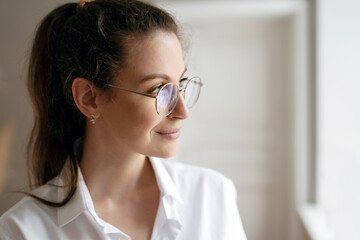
[179,77,189,86]
[150,84,165,93]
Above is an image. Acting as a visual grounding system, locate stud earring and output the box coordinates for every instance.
[90,114,96,124]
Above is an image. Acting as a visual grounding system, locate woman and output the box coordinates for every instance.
[0,0,247,239]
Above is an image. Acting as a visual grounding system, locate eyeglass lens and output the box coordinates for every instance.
[156,84,179,116]
[184,77,201,108]
[156,77,202,116]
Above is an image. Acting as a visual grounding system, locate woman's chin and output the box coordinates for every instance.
[153,144,178,159]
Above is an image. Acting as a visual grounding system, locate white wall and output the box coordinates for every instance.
[317,0,360,239]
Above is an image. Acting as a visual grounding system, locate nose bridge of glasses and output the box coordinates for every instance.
[177,87,186,100]
[172,88,189,117]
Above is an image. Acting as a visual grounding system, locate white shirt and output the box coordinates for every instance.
[0,157,247,240]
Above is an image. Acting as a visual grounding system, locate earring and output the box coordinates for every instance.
[90,114,96,124]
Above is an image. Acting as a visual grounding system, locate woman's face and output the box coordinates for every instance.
[97,31,189,158]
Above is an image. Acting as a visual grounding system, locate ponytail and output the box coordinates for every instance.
[27,3,81,206]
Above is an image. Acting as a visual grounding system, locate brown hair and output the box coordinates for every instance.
[27,0,179,207]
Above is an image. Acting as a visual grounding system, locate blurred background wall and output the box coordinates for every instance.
[0,0,359,240]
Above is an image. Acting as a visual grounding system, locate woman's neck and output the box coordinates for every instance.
[79,135,160,237]
[79,135,157,201]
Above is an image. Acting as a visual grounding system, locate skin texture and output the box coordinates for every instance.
[71,31,189,239]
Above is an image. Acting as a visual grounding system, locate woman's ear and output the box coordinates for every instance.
[72,78,101,121]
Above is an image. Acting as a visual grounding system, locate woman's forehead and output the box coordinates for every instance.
[116,31,185,85]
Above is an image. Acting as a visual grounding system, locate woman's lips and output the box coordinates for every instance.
[156,128,181,140]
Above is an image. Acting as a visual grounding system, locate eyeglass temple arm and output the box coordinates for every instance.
[195,81,204,87]
[106,84,157,99]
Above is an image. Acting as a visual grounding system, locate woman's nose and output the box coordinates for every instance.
[168,94,190,120]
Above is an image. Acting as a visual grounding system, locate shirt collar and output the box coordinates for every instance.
[57,168,93,227]
[148,157,184,239]
[148,157,184,205]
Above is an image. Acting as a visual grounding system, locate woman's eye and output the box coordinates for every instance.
[179,77,189,87]
[150,84,164,94]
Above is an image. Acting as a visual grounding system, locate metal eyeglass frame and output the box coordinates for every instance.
[105,77,203,117]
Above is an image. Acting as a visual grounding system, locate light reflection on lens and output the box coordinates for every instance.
[156,84,179,116]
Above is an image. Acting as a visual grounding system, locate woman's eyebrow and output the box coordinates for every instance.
[138,67,187,83]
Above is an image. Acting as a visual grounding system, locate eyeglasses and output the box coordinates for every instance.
[106,77,203,117]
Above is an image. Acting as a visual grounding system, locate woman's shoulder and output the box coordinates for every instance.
[1,195,37,221]
[0,183,59,237]
[0,196,38,238]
